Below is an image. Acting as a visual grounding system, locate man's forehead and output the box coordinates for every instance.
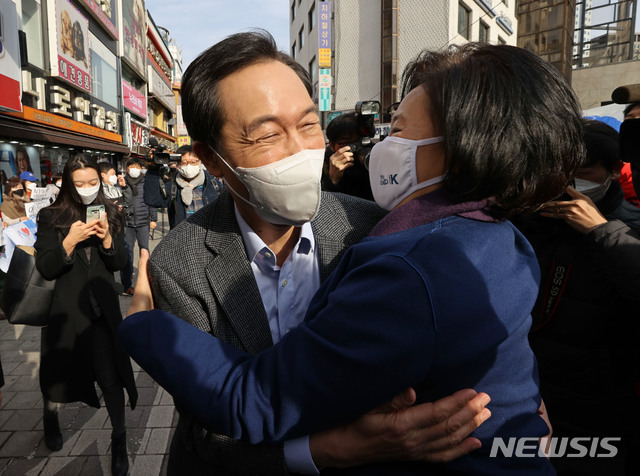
[217,61,313,127]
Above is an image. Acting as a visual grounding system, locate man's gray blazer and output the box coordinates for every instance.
[149,189,386,475]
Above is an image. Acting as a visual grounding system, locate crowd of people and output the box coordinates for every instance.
[0,29,638,476]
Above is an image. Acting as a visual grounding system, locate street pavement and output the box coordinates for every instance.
[0,211,176,475]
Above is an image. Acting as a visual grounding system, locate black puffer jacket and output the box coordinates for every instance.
[514,182,640,473]
[123,175,157,227]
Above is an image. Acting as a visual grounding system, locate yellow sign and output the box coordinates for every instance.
[319,48,331,68]
[177,136,191,146]
[5,106,123,142]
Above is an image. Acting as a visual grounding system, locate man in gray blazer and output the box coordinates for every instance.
[147,30,491,475]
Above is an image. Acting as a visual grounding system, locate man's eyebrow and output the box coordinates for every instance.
[244,106,318,136]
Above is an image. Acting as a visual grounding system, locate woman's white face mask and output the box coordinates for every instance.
[76,183,101,205]
[368,136,445,210]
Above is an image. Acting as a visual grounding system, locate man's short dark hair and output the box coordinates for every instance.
[326,112,359,143]
[401,43,584,217]
[98,161,116,175]
[126,158,141,168]
[176,145,193,156]
[623,102,640,117]
[181,30,312,152]
[582,119,619,172]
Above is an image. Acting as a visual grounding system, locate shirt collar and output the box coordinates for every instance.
[234,205,315,264]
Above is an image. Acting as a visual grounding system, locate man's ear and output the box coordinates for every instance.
[194,141,223,178]
[611,160,623,181]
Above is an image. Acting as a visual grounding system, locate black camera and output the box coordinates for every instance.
[349,101,380,169]
[147,137,171,166]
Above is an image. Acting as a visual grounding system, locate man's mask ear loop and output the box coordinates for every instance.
[207,144,255,209]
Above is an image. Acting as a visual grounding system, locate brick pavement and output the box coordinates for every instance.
[0,211,177,475]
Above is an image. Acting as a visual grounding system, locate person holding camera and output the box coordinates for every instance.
[322,112,374,201]
[121,158,157,295]
[144,145,223,229]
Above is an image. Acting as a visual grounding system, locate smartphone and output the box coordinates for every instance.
[86,204,105,223]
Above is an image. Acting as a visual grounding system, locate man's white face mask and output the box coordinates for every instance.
[212,147,325,226]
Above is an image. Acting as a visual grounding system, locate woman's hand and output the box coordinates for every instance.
[94,213,112,249]
[63,220,97,255]
[539,186,607,234]
[126,249,154,317]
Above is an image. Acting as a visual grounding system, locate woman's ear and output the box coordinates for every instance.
[194,142,223,178]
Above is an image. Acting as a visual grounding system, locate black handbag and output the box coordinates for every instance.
[0,245,54,327]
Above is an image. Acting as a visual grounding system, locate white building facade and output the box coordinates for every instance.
[290,0,517,123]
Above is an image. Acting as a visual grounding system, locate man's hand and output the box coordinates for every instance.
[309,388,491,468]
[117,174,126,187]
[149,221,157,230]
[329,146,355,185]
[539,186,607,234]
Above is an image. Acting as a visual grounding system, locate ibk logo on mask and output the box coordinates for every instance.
[379,174,399,185]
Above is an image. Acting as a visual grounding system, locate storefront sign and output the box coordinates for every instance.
[122,79,147,117]
[5,105,122,142]
[177,136,190,147]
[130,120,147,146]
[318,2,331,67]
[56,0,91,92]
[22,72,120,134]
[148,62,175,113]
[0,0,22,112]
[122,0,146,77]
[80,0,118,39]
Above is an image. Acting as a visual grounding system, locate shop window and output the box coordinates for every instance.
[309,56,317,83]
[458,3,471,40]
[479,21,489,43]
[21,0,44,69]
[309,2,316,32]
[90,34,118,108]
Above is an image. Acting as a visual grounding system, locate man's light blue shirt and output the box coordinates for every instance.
[235,206,321,475]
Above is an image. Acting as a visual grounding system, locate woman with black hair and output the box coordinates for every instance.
[121,43,585,474]
[35,154,137,476]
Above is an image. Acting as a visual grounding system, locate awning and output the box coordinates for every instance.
[0,115,131,154]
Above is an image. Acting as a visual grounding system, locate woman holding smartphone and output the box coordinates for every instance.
[35,154,137,476]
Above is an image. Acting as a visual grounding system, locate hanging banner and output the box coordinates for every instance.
[56,0,91,92]
[122,78,147,117]
[122,0,146,76]
[318,1,331,67]
[319,68,331,111]
[0,0,22,111]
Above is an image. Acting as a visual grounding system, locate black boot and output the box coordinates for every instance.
[43,413,63,451]
[111,431,129,476]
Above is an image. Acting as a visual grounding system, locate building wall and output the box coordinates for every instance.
[333,0,381,110]
[572,59,640,109]
[290,0,518,117]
